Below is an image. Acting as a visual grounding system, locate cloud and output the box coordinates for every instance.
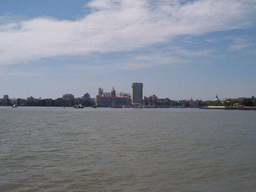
[0,0,255,66]
[176,48,214,57]
[62,51,185,74]
[0,67,38,77]
[227,37,253,52]
[87,0,121,10]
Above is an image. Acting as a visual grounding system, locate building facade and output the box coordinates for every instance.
[63,94,74,100]
[142,95,170,108]
[95,87,131,107]
[132,83,143,105]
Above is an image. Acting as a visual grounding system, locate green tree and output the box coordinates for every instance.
[212,100,223,106]
[242,98,253,106]
[251,96,256,106]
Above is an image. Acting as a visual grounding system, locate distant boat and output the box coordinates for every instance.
[74,104,84,108]
[12,104,18,108]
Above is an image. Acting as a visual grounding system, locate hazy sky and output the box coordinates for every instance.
[1,0,255,100]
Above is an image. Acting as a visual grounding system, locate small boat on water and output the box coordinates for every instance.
[12,104,18,108]
[74,104,84,108]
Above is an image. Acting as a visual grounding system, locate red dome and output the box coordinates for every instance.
[111,87,116,93]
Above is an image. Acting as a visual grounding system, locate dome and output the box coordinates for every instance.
[111,87,116,94]
[111,87,116,97]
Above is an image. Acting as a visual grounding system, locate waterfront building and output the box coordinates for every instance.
[1,95,10,105]
[82,93,90,99]
[103,92,111,97]
[3,95,9,100]
[132,83,143,105]
[119,92,130,97]
[142,95,170,108]
[189,98,200,108]
[98,88,103,97]
[142,95,158,108]
[95,87,131,107]
[63,94,74,100]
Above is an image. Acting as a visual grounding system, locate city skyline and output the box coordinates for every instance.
[1,84,254,102]
[1,0,256,100]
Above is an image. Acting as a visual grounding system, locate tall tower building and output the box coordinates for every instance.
[132,83,143,105]
[98,88,103,96]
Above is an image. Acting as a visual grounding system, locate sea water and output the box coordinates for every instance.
[0,107,255,191]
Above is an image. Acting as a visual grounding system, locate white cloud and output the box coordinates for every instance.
[87,0,121,10]
[0,67,38,77]
[205,39,217,43]
[62,51,185,73]
[176,48,214,57]
[227,37,252,52]
[0,0,255,66]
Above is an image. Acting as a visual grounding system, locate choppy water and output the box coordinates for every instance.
[0,107,255,191]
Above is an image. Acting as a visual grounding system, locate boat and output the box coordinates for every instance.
[12,104,18,108]
[74,104,84,108]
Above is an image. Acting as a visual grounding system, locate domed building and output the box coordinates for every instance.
[111,87,116,97]
[215,94,219,101]
[96,87,131,107]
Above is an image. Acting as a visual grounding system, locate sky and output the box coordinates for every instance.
[0,0,255,100]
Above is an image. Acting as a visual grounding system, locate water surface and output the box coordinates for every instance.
[1,107,255,191]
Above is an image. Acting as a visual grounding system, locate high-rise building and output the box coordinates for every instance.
[132,83,143,105]
[98,88,103,97]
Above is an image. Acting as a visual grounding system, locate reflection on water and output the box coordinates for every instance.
[0,107,255,191]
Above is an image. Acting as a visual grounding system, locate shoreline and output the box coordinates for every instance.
[200,106,256,110]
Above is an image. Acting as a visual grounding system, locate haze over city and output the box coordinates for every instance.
[0,0,255,100]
